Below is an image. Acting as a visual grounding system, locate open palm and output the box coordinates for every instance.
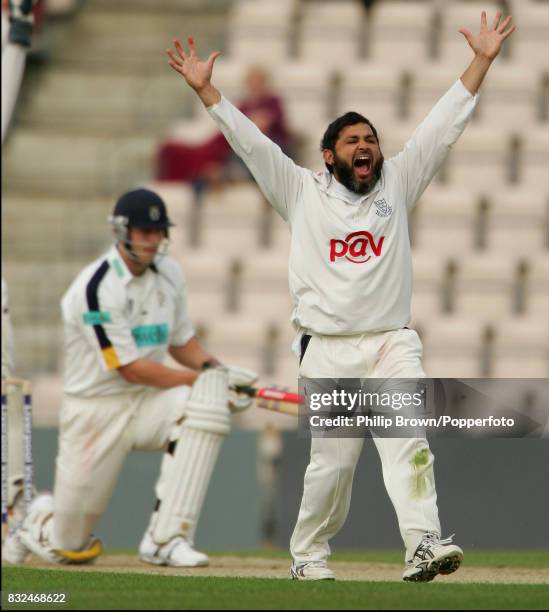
[166,36,221,91]
[459,11,515,60]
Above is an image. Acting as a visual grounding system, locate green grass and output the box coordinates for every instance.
[2,567,549,610]
[109,548,549,568]
[3,550,548,610]
[206,549,549,569]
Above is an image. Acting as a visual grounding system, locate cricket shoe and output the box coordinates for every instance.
[2,490,30,564]
[18,493,102,565]
[139,531,209,567]
[291,560,336,581]
[3,530,29,565]
[402,532,463,582]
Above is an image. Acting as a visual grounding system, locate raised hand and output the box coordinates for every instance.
[166,36,221,92]
[459,11,516,61]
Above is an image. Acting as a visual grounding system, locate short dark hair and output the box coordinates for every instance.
[320,112,379,173]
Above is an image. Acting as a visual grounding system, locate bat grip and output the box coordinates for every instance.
[231,385,257,398]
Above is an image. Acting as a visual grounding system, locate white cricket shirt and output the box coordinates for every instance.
[207,79,478,344]
[61,246,195,397]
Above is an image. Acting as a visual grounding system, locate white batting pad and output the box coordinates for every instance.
[151,367,230,544]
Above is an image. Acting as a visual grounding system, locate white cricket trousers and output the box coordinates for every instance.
[290,328,441,563]
[51,386,189,551]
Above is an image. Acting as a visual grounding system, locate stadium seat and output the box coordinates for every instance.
[207,183,267,215]
[178,252,231,293]
[273,354,300,387]
[240,290,294,324]
[20,71,142,133]
[270,217,292,253]
[367,1,433,66]
[491,318,549,378]
[53,10,219,71]
[445,126,509,188]
[508,0,549,66]
[2,132,112,196]
[421,316,488,378]
[377,122,421,159]
[199,222,262,257]
[2,130,156,197]
[521,126,549,190]
[272,61,333,129]
[407,65,461,126]
[476,64,539,128]
[485,189,547,256]
[452,254,519,319]
[169,182,267,255]
[337,63,401,126]
[204,314,268,348]
[2,261,84,325]
[439,2,500,66]
[410,251,448,322]
[241,251,289,295]
[2,195,112,262]
[526,254,549,317]
[298,1,363,65]
[412,189,478,255]
[228,0,294,62]
[12,324,64,375]
[204,314,296,380]
[186,291,228,325]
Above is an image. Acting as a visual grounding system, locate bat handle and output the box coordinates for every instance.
[232,385,257,398]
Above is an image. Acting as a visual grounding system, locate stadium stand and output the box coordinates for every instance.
[1,0,548,425]
[298,0,364,65]
[367,1,433,65]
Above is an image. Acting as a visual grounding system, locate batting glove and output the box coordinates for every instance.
[8,0,36,47]
[227,365,259,412]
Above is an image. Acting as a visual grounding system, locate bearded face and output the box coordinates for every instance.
[332,149,384,195]
[324,122,384,196]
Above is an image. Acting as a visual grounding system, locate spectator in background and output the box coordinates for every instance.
[239,65,292,158]
[156,65,294,203]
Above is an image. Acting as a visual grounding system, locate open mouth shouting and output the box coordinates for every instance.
[353,151,373,179]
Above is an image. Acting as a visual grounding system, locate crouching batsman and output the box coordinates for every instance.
[5,188,258,567]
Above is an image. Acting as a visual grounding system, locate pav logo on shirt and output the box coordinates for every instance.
[329,230,385,264]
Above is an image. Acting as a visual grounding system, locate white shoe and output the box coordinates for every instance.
[3,531,30,564]
[291,560,335,581]
[2,490,30,564]
[17,493,102,565]
[403,532,463,582]
[18,493,60,563]
[139,531,209,567]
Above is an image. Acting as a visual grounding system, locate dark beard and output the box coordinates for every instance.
[332,153,384,195]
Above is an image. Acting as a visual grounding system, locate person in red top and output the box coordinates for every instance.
[156,65,293,197]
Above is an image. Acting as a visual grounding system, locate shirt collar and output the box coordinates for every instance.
[107,245,133,286]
